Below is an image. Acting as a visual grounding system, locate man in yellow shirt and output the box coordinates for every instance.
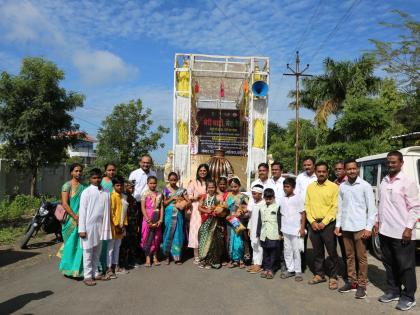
[305,161,339,290]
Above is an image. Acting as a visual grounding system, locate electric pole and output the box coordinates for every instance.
[283,51,313,175]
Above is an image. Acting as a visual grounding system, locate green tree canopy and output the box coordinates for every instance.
[290,54,380,125]
[0,57,84,196]
[96,99,169,177]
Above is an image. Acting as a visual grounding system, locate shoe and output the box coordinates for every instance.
[116,268,129,275]
[280,271,296,279]
[355,287,367,299]
[396,298,416,311]
[339,282,357,293]
[193,257,200,265]
[378,292,400,303]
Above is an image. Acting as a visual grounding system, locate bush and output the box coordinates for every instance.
[0,195,43,221]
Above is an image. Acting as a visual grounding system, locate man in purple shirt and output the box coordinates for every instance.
[374,151,420,311]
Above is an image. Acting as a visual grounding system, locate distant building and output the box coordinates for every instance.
[67,133,97,165]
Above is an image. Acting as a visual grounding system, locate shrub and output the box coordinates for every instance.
[0,195,43,221]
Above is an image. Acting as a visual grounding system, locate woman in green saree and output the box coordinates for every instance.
[58,163,87,278]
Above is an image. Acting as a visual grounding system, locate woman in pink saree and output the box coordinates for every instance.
[187,164,210,264]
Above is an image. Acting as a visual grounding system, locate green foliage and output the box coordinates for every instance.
[0,195,42,221]
[0,57,84,195]
[334,97,390,141]
[0,225,27,245]
[96,99,169,177]
[290,54,380,125]
[370,10,420,94]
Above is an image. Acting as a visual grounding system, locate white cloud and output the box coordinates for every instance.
[73,50,138,86]
[0,0,139,86]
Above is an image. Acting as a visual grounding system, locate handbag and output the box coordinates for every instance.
[54,204,68,223]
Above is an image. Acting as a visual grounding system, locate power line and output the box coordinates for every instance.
[308,0,362,64]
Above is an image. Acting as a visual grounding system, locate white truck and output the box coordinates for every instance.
[357,146,420,258]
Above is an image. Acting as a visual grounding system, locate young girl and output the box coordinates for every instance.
[140,176,163,267]
[198,180,227,269]
[119,181,139,269]
[101,163,116,193]
[162,172,189,265]
[226,177,248,268]
[217,176,229,265]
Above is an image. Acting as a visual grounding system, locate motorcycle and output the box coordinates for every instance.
[20,201,62,249]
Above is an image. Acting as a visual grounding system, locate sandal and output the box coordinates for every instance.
[153,259,161,266]
[83,278,96,286]
[260,271,268,278]
[175,261,183,265]
[329,278,338,290]
[94,274,110,281]
[227,262,239,268]
[239,262,246,269]
[144,263,152,267]
[308,275,326,285]
[106,271,117,279]
[193,257,200,265]
[266,271,274,279]
[165,258,171,265]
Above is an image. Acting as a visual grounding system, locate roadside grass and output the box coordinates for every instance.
[0,224,27,246]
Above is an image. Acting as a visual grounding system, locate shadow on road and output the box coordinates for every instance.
[0,290,53,315]
[368,264,387,292]
[25,239,61,250]
[0,249,39,268]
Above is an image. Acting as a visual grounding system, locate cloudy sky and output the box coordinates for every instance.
[0,0,418,163]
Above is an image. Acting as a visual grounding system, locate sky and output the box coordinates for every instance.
[0,0,418,163]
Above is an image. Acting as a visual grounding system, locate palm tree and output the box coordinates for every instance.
[289,54,381,125]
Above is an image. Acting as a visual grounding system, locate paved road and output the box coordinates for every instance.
[0,236,419,315]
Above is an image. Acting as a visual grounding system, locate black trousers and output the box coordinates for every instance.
[261,240,280,272]
[337,235,349,281]
[379,234,417,301]
[309,221,339,278]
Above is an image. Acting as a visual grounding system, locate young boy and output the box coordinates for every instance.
[78,168,112,286]
[256,188,281,279]
[106,175,128,278]
[280,177,306,282]
[247,184,265,274]
[120,180,140,269]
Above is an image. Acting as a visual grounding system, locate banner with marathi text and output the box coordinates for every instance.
[195,108,247,156]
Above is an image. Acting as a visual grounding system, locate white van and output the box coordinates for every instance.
[357,146,420,258]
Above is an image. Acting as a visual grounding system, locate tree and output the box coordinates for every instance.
[268,119,316,172]
[0,57,84,196]
[290,54,381,125]
[267,121,286,148]
[370,10,419,94]
[96,99,169,177]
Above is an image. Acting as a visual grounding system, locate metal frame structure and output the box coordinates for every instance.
[172,53,269,188]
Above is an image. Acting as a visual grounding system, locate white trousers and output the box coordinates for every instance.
[283,233,301,273]
[83,242,102,279]
[107,239,122,267]
[251,240,263,265]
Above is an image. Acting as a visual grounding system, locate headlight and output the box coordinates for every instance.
[39,207,49,216]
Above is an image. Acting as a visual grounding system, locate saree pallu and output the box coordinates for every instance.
[227,193,245,262]
[58,183,85,277]
[162,201,184,261]
[198,216,225,267]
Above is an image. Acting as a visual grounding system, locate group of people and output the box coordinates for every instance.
[57,152,419,312]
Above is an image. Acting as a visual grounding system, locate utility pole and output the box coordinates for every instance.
[283,51,313,175]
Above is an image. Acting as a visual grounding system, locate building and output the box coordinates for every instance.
[67,133,97,165]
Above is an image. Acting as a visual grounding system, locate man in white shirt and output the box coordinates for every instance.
[335,159,377,299]
[128,154,156,263]
[295,156,317,272]
[271,161,285,205]
[251,163,276,191]
[129,155,157,202]
[78,168,112,286]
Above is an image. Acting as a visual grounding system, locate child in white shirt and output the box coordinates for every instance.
[280,177,306,282]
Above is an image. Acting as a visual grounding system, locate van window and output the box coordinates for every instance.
[380,160,388,181]
[417,159,420,184]
[363,164,378,186]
